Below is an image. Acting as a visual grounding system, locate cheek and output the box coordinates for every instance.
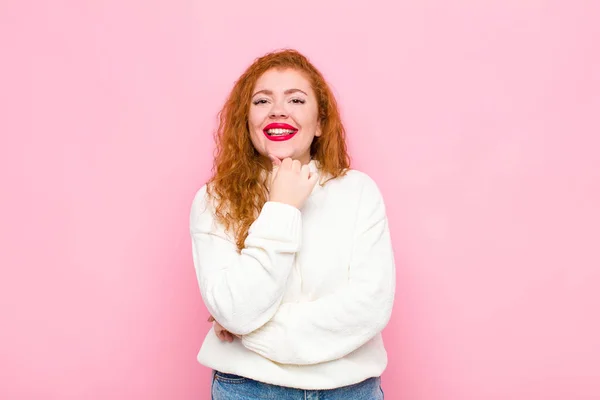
[249,128,264,149]
[302,105,319,125]
[248,108,267,129]
[297,109,320,135]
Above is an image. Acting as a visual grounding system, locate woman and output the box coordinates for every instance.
[189,49,396,399]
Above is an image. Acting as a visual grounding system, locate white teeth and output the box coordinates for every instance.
[267,128,296,136]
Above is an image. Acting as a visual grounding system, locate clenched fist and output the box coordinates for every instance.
[268,155,318,210]
[208,315,234,343]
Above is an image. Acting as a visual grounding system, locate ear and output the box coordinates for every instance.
[315,121,323,137]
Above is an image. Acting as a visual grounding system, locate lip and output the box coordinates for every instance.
[263,123,298,142]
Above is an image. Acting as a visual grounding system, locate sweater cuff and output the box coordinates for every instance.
[248,201,302,245]
[241,321,283,360]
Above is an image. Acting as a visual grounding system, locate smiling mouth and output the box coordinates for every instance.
[263,123,298,141]
[265,128,297,136]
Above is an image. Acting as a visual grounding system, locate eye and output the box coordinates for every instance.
[252,99,269,105]
[290,98,306,104]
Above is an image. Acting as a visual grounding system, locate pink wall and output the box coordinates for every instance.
[1,0,599,399]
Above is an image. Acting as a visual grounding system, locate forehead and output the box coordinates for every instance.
[253,68,313,93]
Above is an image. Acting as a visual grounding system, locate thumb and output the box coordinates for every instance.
[268,154,281,184]
[268,154,282,169]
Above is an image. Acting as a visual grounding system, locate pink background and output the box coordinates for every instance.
[1,0,599,399]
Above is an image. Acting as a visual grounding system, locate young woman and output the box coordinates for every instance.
[190,49,396,399]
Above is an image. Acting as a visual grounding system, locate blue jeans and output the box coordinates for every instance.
[211,371,384,400]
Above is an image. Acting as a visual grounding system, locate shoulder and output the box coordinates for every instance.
[189,183,236,240]
[343,169,379,186]
[320,168,387,220]
[190,184,210,214]
[189,185,238,244]
[327,169,384,201]
[189,184,219,231]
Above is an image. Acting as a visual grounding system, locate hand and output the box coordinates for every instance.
[267,155,318,209]
[208,315,234,343]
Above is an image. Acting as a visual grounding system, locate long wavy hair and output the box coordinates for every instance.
[207,49,351,250]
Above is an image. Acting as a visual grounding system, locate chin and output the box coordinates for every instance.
[266,148,294,160]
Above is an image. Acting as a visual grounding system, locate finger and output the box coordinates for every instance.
[292,159,302,172]
[216,327,234,343]
[270,164,279,185]
[281,157,293,169]
[268,154,282,176]
[300,164,310,180]
[207,315,215,322]
[268,154,282,167]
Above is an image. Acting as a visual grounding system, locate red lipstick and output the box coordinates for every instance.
[263,123,298,142]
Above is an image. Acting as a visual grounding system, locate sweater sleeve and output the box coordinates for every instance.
[190,185,302,336]
[241,176,396,365]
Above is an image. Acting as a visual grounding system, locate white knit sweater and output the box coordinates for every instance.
[189,161,396,390]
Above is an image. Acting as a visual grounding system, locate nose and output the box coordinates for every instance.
[269,102,288,118]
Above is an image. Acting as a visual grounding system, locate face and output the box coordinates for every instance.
[248,68,321,165]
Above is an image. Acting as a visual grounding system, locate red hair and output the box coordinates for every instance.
[207,49,350,250]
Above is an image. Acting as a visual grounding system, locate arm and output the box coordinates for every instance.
[190,185,301,336]
[241,177,396,365]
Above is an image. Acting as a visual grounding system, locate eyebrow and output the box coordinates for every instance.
[252,88,308,97]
